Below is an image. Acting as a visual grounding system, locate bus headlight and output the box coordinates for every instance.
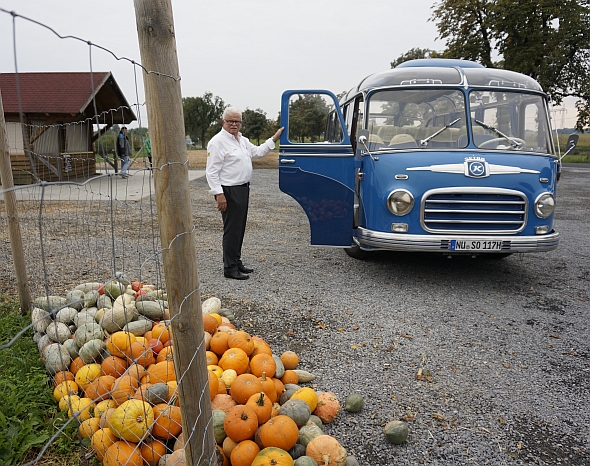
[534,193,555,218]
[387,189,414,216]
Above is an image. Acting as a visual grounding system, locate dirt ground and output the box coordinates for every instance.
[185,149,280,169]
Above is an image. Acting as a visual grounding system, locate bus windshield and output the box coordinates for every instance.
[367,89,467,150]
[469,91,553,154]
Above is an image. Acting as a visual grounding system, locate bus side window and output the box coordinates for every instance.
[288,93,343,144]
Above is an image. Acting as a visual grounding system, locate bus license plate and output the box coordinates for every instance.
[450,240,503,251]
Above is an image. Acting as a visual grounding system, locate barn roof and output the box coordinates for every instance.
[0,72,136,123]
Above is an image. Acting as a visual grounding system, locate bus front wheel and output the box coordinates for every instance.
[344,244,368,260]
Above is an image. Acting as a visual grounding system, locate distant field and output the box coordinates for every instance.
[557,133,590,163]
[185,149,279,169]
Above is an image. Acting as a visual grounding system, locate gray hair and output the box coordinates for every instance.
[223,107,242,120]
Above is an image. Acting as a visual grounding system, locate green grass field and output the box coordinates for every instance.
[556,133,590,163]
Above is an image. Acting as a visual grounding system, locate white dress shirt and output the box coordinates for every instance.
[206,128,276,195]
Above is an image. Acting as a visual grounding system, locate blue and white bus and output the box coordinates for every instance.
[278,59,560,259]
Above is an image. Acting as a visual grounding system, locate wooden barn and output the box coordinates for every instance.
[0,72,136,184]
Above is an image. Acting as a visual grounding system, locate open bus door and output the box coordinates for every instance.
[278,90,356,246]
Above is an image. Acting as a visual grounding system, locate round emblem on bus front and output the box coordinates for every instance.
[469,161,485,177]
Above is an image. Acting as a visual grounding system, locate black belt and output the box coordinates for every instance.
[237,182,250,187]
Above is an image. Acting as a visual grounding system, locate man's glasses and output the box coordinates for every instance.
[224,119,242,125]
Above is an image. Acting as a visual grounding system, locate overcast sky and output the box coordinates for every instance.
[0,0,578,128]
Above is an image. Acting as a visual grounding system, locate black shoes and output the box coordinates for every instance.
[238,264,254,274]
[224,270,249,280]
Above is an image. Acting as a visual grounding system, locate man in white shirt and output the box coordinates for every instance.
[206,107,284,280]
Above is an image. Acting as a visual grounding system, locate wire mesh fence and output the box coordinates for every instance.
[0,5,217,465]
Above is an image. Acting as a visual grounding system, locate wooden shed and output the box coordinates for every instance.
[0,72,136,184]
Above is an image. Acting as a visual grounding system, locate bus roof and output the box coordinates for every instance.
[342,59,544,103]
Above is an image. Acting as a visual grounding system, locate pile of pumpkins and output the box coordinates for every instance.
[31,278,360,466]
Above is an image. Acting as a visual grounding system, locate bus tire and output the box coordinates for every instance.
[344,244,368,260]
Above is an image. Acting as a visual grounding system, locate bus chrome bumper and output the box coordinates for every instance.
[355,228,559,253]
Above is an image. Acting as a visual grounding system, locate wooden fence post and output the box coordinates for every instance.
[0,90,31,314]
[133,1,216,465]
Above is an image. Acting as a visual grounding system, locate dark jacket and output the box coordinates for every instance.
[117,131,132,158]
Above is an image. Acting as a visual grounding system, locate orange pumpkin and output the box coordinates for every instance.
[146,360,176,384]
[53,370,75,386]
[202,314,219,335]
[156,346,174,363]
[306,435,347,466]
[249,354,277,378]
[110,375,139,406]
[152,403,182,440]
[211,393,237,414]
[84,375,116,402]
[205,351,219,366]
[140,439,167,466]
[224,405,258,443]
[230,440,260,466]
[228,331,255,356]
[251,340,273,357]
[259,415,299,451]
[259,373,278,404]
[313,392,341,424]
[103,441,143,466]
[107,331,137,358]
[151,322,171,344]
[126,363,148,383]
[246,392,273,425]
[279,351,299,370]
[230,374,263,405]
[126,341,155,367]
[90,427,118,461]
[218,348,249,375]
[280,370,299,385]
[101,356,128,378]
[208,367,220,400]
[69,356,86,376]
[272,378,285,402]
[210,331,231,356]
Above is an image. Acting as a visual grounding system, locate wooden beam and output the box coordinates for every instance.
[134,1,216,465]
[0,89,31,313]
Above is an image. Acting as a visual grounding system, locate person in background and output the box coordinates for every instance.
[206,107,284,280]
[144,133,152,169]
[117,126,132,178]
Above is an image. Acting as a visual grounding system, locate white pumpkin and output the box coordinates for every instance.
[202,297,221,314]
[55,307,79,325]
[43,343,71,374]
[31,307,52,333]
[46,322,72,343]
[74,322,104,346]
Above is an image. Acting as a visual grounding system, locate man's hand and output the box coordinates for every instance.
[272,127,285,143]
[215,194,227,212]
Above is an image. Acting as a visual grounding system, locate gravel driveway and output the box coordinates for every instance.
[191,164,590,465]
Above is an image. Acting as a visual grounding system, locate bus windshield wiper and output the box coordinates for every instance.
[474,119,524,149]
[420,118,461,146]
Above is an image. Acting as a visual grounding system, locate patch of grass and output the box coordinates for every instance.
[555,133,590,162]
[0,296,82,466]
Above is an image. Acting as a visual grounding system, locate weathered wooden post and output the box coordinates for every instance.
[133,1,216,465]
[0,89,31,314]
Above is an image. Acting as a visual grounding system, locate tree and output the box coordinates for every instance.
[288,94,331,142]
[390,47,443,68]
[183,92,225,148]
[428,0,590,130]
[242,108,269,144]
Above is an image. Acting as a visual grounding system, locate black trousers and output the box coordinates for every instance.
[220,184,249,272]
